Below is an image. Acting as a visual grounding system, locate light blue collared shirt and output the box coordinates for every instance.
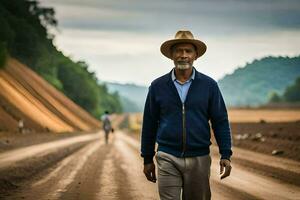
[172,68,195,103]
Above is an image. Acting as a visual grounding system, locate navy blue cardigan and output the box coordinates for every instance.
[141,68,232,164]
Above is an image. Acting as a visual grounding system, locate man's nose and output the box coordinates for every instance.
[180,51,188,58]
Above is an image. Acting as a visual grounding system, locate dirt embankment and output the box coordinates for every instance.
[0,58,100,133]
[230,121,300,161]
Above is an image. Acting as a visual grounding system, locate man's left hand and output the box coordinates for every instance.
[219,159,232,179]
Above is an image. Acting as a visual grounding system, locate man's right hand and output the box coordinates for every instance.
[143,163,157,183]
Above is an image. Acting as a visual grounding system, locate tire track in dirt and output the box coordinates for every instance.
[210,158,300,200]
[60,133,141,200]
[211,145,300,186]
[94,134,134,200]
[3,139,104,200]
[59,138,112,200]
[0,133,101,169]
[114,136,159,200]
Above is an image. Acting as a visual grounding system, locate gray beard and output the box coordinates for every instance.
[176,63,191,70]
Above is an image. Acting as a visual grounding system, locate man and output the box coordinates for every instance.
[101,110,113,144]
[141,30,232,200]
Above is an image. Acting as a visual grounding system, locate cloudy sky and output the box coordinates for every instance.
[40,0,300,86]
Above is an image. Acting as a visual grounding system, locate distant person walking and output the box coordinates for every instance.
[18,118,24,133]
[141,30,233,200]
[101,111,113,144]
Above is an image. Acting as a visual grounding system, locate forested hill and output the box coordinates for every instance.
[218,56,300,107]
[0,0,122,118]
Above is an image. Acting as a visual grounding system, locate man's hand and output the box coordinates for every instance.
[219,159,232,179]
[143,163,157,183]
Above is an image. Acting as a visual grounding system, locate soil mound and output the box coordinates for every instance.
[0,58,100,133]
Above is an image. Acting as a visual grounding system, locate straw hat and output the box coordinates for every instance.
[160,30,207,59]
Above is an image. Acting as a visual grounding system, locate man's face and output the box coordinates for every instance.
[172,43,197,70]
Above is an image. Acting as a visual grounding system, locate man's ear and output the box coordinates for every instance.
[194,49,198,60]
[194,54,198,61]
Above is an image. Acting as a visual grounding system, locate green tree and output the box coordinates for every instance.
[268,91,281,103]
[283,77,300,102]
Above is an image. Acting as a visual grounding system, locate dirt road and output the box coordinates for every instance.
[1,131,299,200]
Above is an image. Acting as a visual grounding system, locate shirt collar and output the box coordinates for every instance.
[172,67,195,82]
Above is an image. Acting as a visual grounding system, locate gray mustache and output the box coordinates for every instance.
[177,61,189,64]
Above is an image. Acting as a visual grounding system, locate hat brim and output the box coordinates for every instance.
[160,39,207,59]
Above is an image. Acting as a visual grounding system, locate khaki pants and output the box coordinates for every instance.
[156,151,211,200]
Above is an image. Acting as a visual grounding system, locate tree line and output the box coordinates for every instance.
[269,77,300,103]
[0,0,122,117]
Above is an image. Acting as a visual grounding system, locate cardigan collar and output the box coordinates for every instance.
[171,67,195,82]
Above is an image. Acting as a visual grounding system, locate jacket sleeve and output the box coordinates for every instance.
[141,85,160,164]
[208,81,233,160]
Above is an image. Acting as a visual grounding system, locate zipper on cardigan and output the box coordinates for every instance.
[181,103,186,157]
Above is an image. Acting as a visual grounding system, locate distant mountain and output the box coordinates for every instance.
[218,56,300,107]
[105,82,148,112]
